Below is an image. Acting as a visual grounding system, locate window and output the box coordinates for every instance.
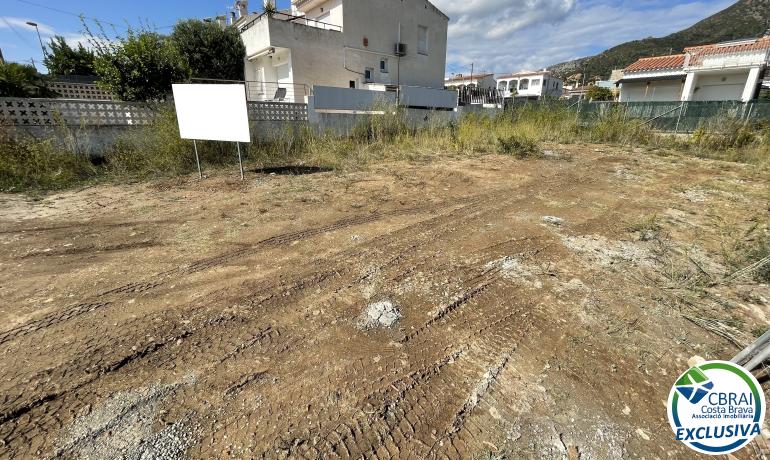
[531,78,541,87]
[497,81,507,90]
[365,67,374,83]
[380,59,388,73]
[418,25,429,55]
[509,80,518,91]
[519,79,529,90]
[350,80,356,88]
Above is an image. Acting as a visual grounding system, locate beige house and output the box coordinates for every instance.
[236,0,449,102]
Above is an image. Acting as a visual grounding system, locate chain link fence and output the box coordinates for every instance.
[510,99,770,133]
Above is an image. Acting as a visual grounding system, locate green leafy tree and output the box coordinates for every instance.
[170,20,245,81]
[88,26,190,102]
[586,85,615,101]
[0,62,53,97]
[44,36,96,76]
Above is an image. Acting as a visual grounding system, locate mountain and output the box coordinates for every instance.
[548,0,770,81]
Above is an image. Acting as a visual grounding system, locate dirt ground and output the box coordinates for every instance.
[1,145,769,459]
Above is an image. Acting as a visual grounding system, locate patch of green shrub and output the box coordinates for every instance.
[496,133,541,158]
[0,129,97,191]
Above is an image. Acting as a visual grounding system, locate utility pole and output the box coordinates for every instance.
[26,22,47,61]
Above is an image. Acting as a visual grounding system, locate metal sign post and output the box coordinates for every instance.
[193,140,202,179]
[236,142,244,180]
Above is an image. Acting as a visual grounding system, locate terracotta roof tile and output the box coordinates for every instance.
[624,54,686,73]
[684,36,770,57]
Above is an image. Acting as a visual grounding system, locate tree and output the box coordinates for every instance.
[170,20,245,81]
[0,62,53,97]
[90,29,190,102]
[586,85,614,101]
[44,36,96,76]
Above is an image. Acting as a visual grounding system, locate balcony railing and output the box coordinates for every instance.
[245,81,308,103]
[239,11,341,33]
[188,78,308,103]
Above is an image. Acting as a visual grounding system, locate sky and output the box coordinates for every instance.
[1,0,737,76]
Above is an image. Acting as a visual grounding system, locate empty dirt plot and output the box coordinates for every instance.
[0,145,769,459]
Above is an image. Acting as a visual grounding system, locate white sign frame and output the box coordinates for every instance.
[172,84,251,143]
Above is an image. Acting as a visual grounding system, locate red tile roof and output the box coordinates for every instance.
[624,54,686,73]
[685,36,770,57]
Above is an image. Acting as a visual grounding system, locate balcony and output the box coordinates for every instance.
[240,11,340,33]
[240,11,342,58]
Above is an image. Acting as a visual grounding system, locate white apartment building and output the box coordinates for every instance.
[618,36,770,102]
[236,0,449,102]
[495,71,563,99]
[443,73,496,90]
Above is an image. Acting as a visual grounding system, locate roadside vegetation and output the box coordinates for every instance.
[1,103,768,192]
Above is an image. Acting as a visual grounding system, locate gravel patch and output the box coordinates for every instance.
[55,375,197,460]
[357,300,402,329]
[561,234,652,268]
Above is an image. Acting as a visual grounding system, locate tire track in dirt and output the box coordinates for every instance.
[306,297,537,459]
[1,187,531,457]
[0,204,442,347]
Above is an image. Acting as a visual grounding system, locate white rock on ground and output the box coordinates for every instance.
[358,300,402,329]
[541,216,565,226]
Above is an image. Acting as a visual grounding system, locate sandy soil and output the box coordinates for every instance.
[0,145,769,459]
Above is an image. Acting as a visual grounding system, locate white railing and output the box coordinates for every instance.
[239,11,341,33]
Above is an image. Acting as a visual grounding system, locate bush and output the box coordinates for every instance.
[44,36,96,76]
[89,27,190,102]
[0,62,53,97]
[170,20,246,81]
[0,129,97,191]
[586,86,615,101]
[496,133,541,158]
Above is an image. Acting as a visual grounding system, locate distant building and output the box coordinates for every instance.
[444,73,496,90]
[495,70,563,99]
[566,85,591,100]
[618,35,770,102]
[236,0,449,102]
[617,54,686,102]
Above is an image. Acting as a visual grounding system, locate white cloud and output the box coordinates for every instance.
[0,16,55,37]
[434,0,735,77]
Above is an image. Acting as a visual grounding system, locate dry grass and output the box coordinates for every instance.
[1,102,768,192]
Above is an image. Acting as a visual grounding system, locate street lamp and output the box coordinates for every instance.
[26,21,47,59]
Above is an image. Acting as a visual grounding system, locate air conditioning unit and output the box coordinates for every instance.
[395,43,407,57]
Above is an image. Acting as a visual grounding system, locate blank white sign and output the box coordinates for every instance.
[172,84,251,143]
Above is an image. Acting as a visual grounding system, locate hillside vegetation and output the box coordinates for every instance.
[549,0,770,80]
